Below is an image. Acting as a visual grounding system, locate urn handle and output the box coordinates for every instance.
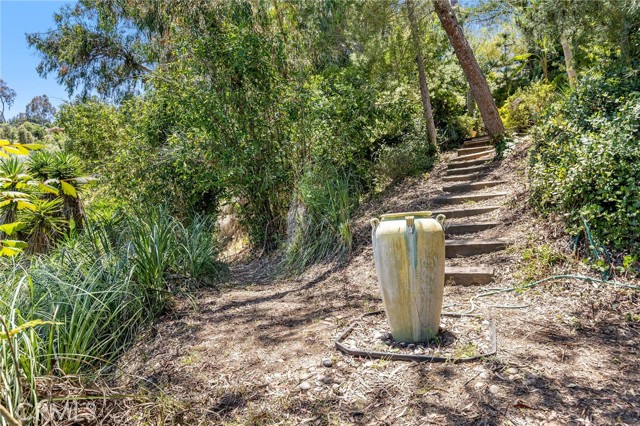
[370,218,380,242]
[405,215,415,233]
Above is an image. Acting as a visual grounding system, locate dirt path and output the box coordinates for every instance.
[119,138,640,426]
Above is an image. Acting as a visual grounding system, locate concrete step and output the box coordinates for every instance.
[431,205,501,218]
[445,239,508,258]
[444,222,500,235]
[445,266,494,286]
[443,180,508,194]
[447,157,493,169]
[446,164,492,176]
[443,172,482,182]
[430,192,508,205]
[450,149,495,163]
[457,146,492,156]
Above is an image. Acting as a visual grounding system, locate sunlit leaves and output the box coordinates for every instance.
[0,222,25,235]
[60,181,78,198]
[0,138,92,256]
[0,239,28,256]
[530,67,640,256]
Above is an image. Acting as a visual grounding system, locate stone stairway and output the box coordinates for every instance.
[439,136,508,286]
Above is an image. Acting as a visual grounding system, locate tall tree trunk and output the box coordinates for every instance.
[433,0,504,139]
[406,0,438,148]
[541,54,549,82]
[466,88,475,115]
[560,33,577,87]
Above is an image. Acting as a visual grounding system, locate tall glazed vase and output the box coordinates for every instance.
[371,211,445,342]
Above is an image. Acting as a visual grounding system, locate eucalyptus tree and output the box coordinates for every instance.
[406,0,438,148]
[433,0,504,138]
[508,0,640,86]
[0,80,16,123]
[26,0,181,99]
[25,95,56,125]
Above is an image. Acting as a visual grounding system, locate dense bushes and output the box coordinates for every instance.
[283,167,360,272]
[529,66,640,258]
[375,120,438,183]
[54,59,444,260]
[499,81,556,131]
[0,209,225,422]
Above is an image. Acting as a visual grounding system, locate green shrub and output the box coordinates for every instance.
[173,215,228,286]
[374,121,438,183]
[0,123,18,141]
[17,125,35,145]
[529,66,640,257]
[0,208,227,422]
[283,167,359,273]
[22,121,47,140]
[499,81,556,131]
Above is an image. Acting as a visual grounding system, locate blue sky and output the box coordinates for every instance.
[0,0,75,119]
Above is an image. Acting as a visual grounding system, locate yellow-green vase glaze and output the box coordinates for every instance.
[371,212,445,342]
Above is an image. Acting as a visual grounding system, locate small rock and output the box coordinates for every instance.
[299,381,311,391]
[332,383,340,390]
[298,372,312,381]
[322,358,333,368]
[399,342,407,348]
[317,375,332,384]
[334,377,346,384]
[523,374,539,386]
[474,382,484,389]
[407,344,416,350]
[364,361,374,368]
[508,375,517,381]
[372,330,383,340]
[480,372,490,380]
[488,385,500,394]
[506,367,518,375]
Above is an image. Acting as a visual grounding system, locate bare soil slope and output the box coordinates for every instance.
[117,138,640,426]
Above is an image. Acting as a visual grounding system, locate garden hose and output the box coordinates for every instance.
[445,274,640,316]
[335,311,497,363]
[581,215,613,280]
[336,275,637,363]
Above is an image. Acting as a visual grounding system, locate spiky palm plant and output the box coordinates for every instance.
[40,152,94,230]
[0,139,43,256]
[0,158,36,228]
[22,198,66,253]
[27,149,54,181]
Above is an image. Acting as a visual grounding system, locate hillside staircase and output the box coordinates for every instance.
[438,135,508,286]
